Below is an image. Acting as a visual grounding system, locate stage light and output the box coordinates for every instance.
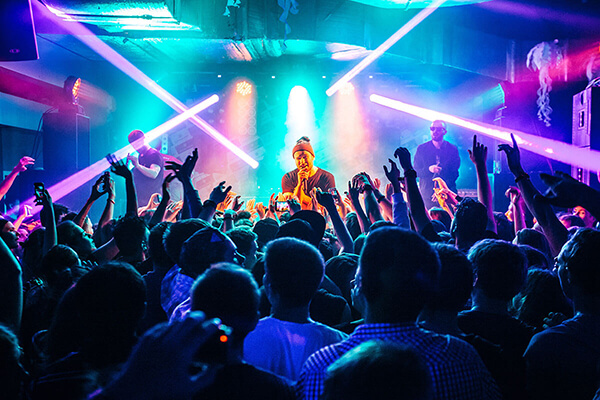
[326,0,447,97]
[236,81,252,96]
[33,1,258,169]
[63,76,81,104]
[339,82,355,95]
[10,94,219,214]
[280,86,318,171]
[370,93,600,172]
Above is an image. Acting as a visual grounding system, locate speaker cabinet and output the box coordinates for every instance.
[42,112,90,175]
[0,0,39,61]
[572,87,600,188]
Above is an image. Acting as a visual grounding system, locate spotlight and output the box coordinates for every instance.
[236,81,252,96]
[63,75,81,104]
[339,82,355,95]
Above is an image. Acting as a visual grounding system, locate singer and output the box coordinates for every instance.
[281,136,336,210]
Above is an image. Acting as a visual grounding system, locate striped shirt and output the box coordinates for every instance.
[296,322,501,400]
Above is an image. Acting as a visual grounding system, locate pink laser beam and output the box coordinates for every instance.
[370,93,600,172]
[12,94,219,215]
[33,1,258,169]
[326,0,447,97]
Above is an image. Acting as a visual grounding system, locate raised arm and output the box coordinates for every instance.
[166,149,201,218]
[110,157,139,217]
[498,134,568,256]
[347,179,370,234]
[395,147,431,233]
[198,181,231,223]
[98,173,115,229]
[149,174,176,226]
[468,135,497,233]
[74,175,106,228]
[40,188,57,256]
[358,173,385,223]
[0,236,22,332]
[0,156,34,201]
[383,158,410,229]
[506,186,526,235]
[316,189,354,254]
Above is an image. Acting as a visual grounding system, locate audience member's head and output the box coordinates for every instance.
[179,226,237,279]
[40,244,80,292]
[357,227,440,322]
[147,222,173,272]
[493,211,515,242]
[325,254,359,306]
[226,227,258,269]
[264,237,324,309]
[518,244,550,270]
[514,268,572,329]
[0,219,19,249]
[323,340,433,400]
[47,261,145,365]
[429,207,452,231]
[426,243,473,313]
[290,210,326,247]
[163,219,208,265]
[345,212,361,241]
[56,220,95,260]
[555,228,600,299]
[0,324,23,400]
[252,218,279,250]
[276,219,315,245]
[451,198,487,249]
[572,206,597,228]
[468,239,527,302]
[191,263,260,341]
[353,234,366,255]
[113,215,149,258]
[513,228,552,262]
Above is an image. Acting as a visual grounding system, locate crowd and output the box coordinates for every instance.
[1,131,600,400]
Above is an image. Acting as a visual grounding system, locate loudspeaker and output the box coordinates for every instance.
[0,0,39,61]
[42,112,90,175]
[572,87,600,188]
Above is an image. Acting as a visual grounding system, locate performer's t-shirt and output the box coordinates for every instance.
[281,168,336,194]
[133,148,164,206]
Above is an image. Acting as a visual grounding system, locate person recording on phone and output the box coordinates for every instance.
[281,137,335,210]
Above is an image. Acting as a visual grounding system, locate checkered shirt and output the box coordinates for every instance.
[296,322,501,400]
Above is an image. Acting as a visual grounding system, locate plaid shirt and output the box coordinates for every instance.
[160,264,194,318]
[296,323,501,400]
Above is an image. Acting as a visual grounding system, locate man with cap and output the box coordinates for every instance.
[282,136,335,210]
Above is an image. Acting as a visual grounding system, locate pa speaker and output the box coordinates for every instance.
[572,87,600,189]
[0,0,39,61]
[42,112,90,176]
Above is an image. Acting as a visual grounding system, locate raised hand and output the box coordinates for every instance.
[468,135,488,166]
[14,156,35,173]
[162,174,176,201]
[232,195,244,211]
[18,203,32,219]
[286,197,301,215]
[315,189,335,210]
[245,198,256,212]
[209,181,232,205]
[505,186,522,204]
[348,179,361,203]
[394,147,414,172]
[90,175,106,201]
[110,158,133,180]
[498,133,525,176]
[383,158,401,186]
[255,202,267,219]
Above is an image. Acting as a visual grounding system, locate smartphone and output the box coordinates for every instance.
[100,171,110,192]
[34,182,44,205]
[276,201,289,212]
[328,188,339,201]
[193,323,232,365]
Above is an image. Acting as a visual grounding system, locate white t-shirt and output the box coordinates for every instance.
[243,317,348,381]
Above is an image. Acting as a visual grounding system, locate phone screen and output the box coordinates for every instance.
[34,182,44,204]
[276,201,289,212]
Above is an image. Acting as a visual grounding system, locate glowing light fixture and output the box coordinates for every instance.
[11,94,219,214]
[339,82,355,95]
[370,93,600,172]
[236,81,253,96]
[33,1,258,169]
[326,0,447,96]
[63,76,82,104]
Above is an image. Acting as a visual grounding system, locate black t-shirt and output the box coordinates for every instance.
[281,168,336,194]
[193,363,295,400]
[133,148,164,206]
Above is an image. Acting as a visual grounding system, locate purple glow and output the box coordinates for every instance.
[11,95,219,215]
[326,0,447,97]
[33,2,258,169]
[370,93,600,172]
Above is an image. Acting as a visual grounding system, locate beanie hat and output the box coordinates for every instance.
[292,136,314,157]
